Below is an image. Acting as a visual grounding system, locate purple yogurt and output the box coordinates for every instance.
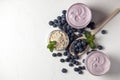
[66,3,92,29]
[85,51,111,76]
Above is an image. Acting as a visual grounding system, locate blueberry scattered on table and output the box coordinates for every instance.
[78,66,83,70]
[74,67,80,72]
[60,59,65,63]
[65,58,70,62]
[49,21,54,26]
[87,22,95,30]
[101,30,107,34]
[57,52,62,57]
[62,10,67,15]
[82,66,86,70]
[86,51,91,55]
[62,68,68,73]
[52,53,57,57]
[78,70,83,74]
[63,51,68,56]
[82,59,85,63]
[69,63,74,67]
[75,61,80,66]
[97,45,104,50]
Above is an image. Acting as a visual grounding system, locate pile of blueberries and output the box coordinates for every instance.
[48,10,105,74]
[71,39,88,55]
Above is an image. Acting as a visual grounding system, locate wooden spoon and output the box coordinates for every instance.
[69,8,120,56]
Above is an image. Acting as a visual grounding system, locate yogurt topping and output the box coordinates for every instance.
[66,3,92,29]
[49,30,69,51]
[86,51,111,76]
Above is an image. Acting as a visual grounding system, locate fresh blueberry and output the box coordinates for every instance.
[49,21,54,26]
[97,45,104,50]
[78,70,83,74]
[54,19,58,23]
[72,60,77,64]
[87,22,95,30]
[61,15,66,19]
[61,20,66,25]
[69,63,74,67]
[65,58,70,62]
[86,51,91,55]
[62,68,68,73]
[62,10,67,15]
[52,53,57,57]
[101,30,107,34]
[82,59,85,63]
[78,66,83,70]
[53,24,57,27]
[82,66,86,70]
[60,59,65,63]
[57,52,62,57]
[63,51,68,56]
[73,55,79,59]
[74,68,80,72]
[75,61,80,66]
[57,16,62,20]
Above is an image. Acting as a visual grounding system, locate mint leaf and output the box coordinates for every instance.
[84,31,92,38]
[89,41,96,49]
[47,41,56,52]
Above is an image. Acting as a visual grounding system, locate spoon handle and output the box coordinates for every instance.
[91,8,120,35]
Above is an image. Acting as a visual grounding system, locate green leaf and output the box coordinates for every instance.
[89,41,96,49]
[47,41,56,52]
[84,31,92,38]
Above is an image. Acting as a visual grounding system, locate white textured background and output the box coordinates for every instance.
[0,0,120,80]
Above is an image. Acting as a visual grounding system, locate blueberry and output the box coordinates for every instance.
[87,22,95,30]
[62,68,68,73]
[82,59,85,63]
[73,55,79,59]
[63,51,68,56]
[57,52,62,57]
[79,47,84,52]
[61,20,66,25]
[78,66,83,70]
[61,15,66,19]
[65,58,70,62]
[58,20,62,26]
[101,30,107,34]
[75,61,80,66]
[60,59,65,63]
[69,63,74,67]
[54,19,58,23]
[72,60,77,64]
[53,24,57,27]
[62,10,67,15]
[78,70,83,74]
[75,48,79,52]
[49,21,54,26]
[86,51,90,55]
[57,16,62,20]
[82,66,86,70]
[74,68,80,72]
[52,53,57,57]
[97,45,104,50]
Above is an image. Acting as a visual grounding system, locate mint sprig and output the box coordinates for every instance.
[47,41,56,52]
[84,31,96,49]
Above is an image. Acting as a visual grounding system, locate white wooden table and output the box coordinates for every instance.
[0,0,120,80]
